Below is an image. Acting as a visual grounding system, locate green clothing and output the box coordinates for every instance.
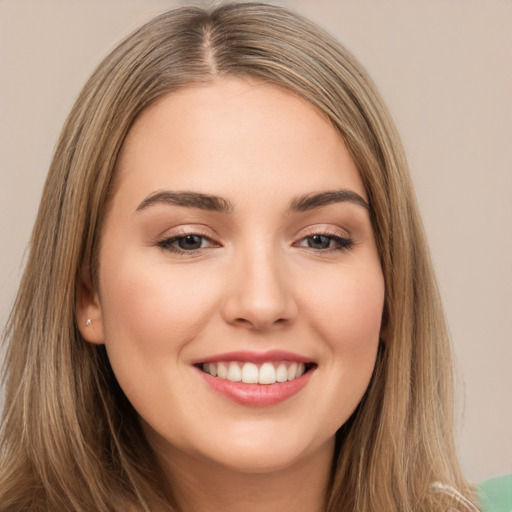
[478,474,512,512]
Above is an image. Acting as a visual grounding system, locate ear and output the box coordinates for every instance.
[76,267,105,345]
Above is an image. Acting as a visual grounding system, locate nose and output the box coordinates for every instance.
[220,245,298,331]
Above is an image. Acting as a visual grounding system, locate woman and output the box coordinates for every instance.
[0,2,480,511]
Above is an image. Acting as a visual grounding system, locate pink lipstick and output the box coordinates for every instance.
[193,350,316,406]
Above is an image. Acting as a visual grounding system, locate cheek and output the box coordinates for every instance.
[302,263,384,421]
[306,265,385,350]
[98,254,222,372]
[97,255,225,433]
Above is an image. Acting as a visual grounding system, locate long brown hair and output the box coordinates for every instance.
[0,3,478,511]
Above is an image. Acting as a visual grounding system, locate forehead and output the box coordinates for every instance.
[113,77,366,208]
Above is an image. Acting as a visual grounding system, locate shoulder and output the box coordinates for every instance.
[477,474,512,512]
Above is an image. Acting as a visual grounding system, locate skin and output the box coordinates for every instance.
[78,78,385,512]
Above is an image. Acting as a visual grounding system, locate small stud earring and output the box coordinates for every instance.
[85,319,92,327]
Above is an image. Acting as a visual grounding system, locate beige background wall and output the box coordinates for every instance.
[0,0,510,483]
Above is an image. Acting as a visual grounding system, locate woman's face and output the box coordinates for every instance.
[80,78,385,474]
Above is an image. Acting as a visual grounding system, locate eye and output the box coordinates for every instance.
[296,233,353,251]
[175,234,205,250]
[157,233,217,253]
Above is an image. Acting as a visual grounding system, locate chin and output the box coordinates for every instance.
[213,448,303,474]
[194,427,335,475]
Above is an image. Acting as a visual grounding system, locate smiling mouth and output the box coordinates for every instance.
[198,361,316,385]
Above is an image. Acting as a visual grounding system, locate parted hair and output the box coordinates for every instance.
[0,2,478,511]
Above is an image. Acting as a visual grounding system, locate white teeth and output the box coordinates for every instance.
[276,363,288,383]
[217,362,228,379]
[201,360,311,384]
[259,362,276,384]
[287,362,298,380]
[203,362,218,376]
[226,362,241,382]
[241,362,259,383]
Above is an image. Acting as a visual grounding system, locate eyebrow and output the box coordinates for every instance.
[288,190,369,212]
[136,191,234,214]
[135,188,369,215]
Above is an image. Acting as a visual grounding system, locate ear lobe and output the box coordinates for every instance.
[76,269,105,345]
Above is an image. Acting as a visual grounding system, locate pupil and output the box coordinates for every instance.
[309,235,330,249]
[178,235,202,250]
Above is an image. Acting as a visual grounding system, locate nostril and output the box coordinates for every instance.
[233,317,252,326]
[232,316,290,331]
[220,280,298,331]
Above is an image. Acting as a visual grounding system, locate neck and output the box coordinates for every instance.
[154,438,335,512]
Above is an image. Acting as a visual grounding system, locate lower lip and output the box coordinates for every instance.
[195,367,314,407]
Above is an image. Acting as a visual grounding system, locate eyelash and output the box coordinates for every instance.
[294,232,354,252]
[157,230,354,255]
[157,230,217,255]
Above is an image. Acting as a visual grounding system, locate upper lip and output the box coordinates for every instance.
[192,350,314,365]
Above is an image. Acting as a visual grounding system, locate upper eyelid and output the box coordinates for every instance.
[294,233,353,247]
[155,223,352,243]
[296,224,351,238]
[158,224,219,240]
